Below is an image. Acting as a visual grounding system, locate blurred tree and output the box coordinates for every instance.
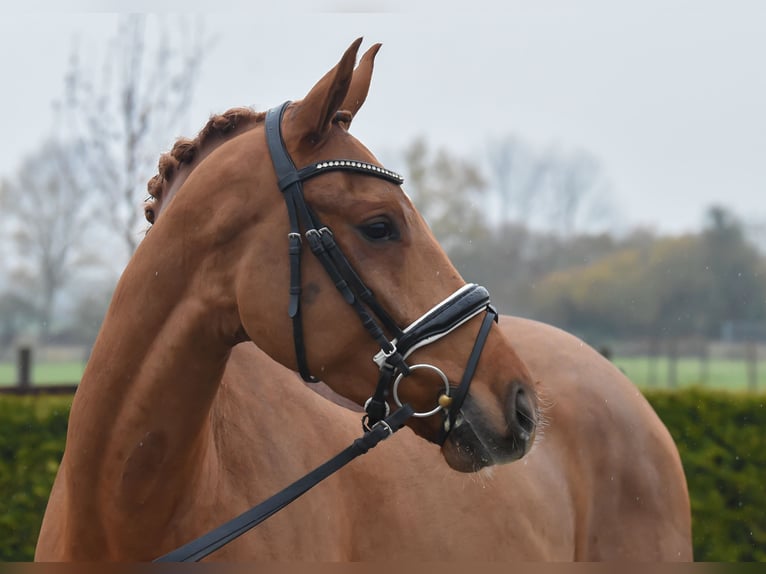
[485,135,546,226]
[531,243,655,340]
[0,140,97,342]
[643,235,711,338]
[484,136,617,236]
[449,222,534,314]
[699,205,766,337]
[0,292,39,348]
[529,209,766,342]
[451,219,631,316]
[539,148,615,237]
[58,14,208,261]
[52,281,115,347]
[402,137,490,254]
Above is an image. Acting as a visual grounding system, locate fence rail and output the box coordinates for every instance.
[0,384,79,395]
[603,337,763,392]
[2,340,764,395]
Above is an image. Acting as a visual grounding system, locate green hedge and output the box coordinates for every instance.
[644,388,766,561]
[0,395,71,562]
[0,390,764,561]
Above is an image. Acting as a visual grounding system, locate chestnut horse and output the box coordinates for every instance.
[35,40,692,561]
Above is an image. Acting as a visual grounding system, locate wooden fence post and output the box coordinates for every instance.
[667,339,678,389]
[698,338,709,386]
[648,337,659,387]
[746,341,758,392]
[17,347,32,390]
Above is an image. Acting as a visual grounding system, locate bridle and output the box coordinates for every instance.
[264,101,498,440]
[154,101,499,561]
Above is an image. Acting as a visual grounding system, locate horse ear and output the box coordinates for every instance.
[341,43,382,121]
[289,38,363,146]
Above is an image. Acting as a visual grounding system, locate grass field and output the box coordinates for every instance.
[614,356,765,392]
[2,356,765,392]
[0,361,85,386]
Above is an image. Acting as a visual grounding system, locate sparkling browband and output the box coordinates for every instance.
[296,159,404,186]
[316,160,403,182]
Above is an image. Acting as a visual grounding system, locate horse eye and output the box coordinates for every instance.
[359,218,397,242]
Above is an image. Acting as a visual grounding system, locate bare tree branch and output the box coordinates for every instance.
[539,148,614,237]
[1,140,98,342]
[402,137,489,254]
[59,14,210,261]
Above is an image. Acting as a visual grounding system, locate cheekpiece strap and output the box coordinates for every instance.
[437,305,498,444]
[264,101,406,383]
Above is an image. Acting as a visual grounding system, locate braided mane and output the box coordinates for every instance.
[145,107,266,224]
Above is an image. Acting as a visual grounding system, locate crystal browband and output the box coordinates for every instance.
[296,159,404,186]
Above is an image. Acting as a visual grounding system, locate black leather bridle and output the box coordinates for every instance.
[264,101,498,438]
[154,101,499,561]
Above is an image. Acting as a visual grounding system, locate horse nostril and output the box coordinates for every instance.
[515,389,536,436]
[507,384,536,439]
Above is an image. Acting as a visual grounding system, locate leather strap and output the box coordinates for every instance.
[154,405,415,562]
[389,284,491,362]
[437,306,498,444]
[265,103,316,381]
[265,102,405,382]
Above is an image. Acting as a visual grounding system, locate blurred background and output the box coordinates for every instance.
[2,3,766,390]
[0,2,764,561]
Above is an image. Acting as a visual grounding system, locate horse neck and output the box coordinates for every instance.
[62,223,241,550]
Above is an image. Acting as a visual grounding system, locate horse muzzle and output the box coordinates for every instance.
[441,381,538,473]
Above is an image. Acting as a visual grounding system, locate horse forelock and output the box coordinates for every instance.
[145,107,266,225]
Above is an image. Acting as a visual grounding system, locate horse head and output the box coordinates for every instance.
[143,39,538,472]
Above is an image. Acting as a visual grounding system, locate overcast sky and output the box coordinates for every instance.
[2,1,764,235]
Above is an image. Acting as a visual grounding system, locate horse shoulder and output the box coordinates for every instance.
[498,315,692,560]
[211,344,571,560]
[203,343,363,560]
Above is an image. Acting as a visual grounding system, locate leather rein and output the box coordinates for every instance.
[154,101,497,561]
